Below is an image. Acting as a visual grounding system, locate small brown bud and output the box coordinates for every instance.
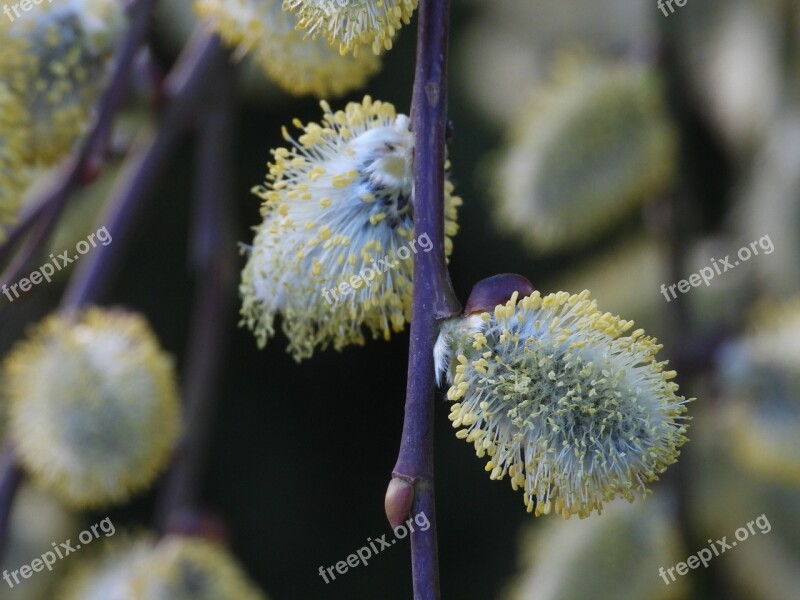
[464,274,535,315]
[384,477,414,529]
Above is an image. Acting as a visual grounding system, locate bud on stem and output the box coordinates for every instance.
[384,477,415,529]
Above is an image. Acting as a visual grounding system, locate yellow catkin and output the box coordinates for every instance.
[240,96,461,360]
[493,55,676,253]
[436,288,691,518]
[283,0,418,57]
[194,0,380,97]
[5,308,182,508]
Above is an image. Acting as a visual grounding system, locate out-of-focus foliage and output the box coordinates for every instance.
[194,0,382,97]
[490,56,675,253]
[5,308,181,508]
[502,497,688,600]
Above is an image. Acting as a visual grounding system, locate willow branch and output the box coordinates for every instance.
[0,33,228,562]
[0,0,157,287]
[391,1,459,598]
[61,33,228,311]
[156,54,237,531]
[0,443,22,563]
[0,0,161,562]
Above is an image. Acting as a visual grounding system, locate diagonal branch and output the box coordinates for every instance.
[0,33,229,562]
[0,0,158,289]
[61,33,228,311]
[0,0,160,562]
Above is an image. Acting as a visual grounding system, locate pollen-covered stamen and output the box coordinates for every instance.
[240,96,461,360]
[0,1,124,166]
[0,85,29,233]
[194,0,381,98]
[440,289,691,518]
[284,0,418,57]
[4,308,182,509]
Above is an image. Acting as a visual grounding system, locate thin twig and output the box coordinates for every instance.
[156,54,237,531]
[0,443,22,563]
[61,34,228,311]
[391,1,460,598]
[0,0,160,560]
[0,193,63,268]
[0,0,158,285]
[0,33,229,560]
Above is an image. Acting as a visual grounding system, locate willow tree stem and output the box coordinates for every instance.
[0,444,22,563]
[61,34,227,310]
[0,0,157,301]
[391,1,460,598]
[156,53,237,530]
[0,0,162,562]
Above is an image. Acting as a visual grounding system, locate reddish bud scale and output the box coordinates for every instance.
[385,477,414,529]
[464,273,535,315]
